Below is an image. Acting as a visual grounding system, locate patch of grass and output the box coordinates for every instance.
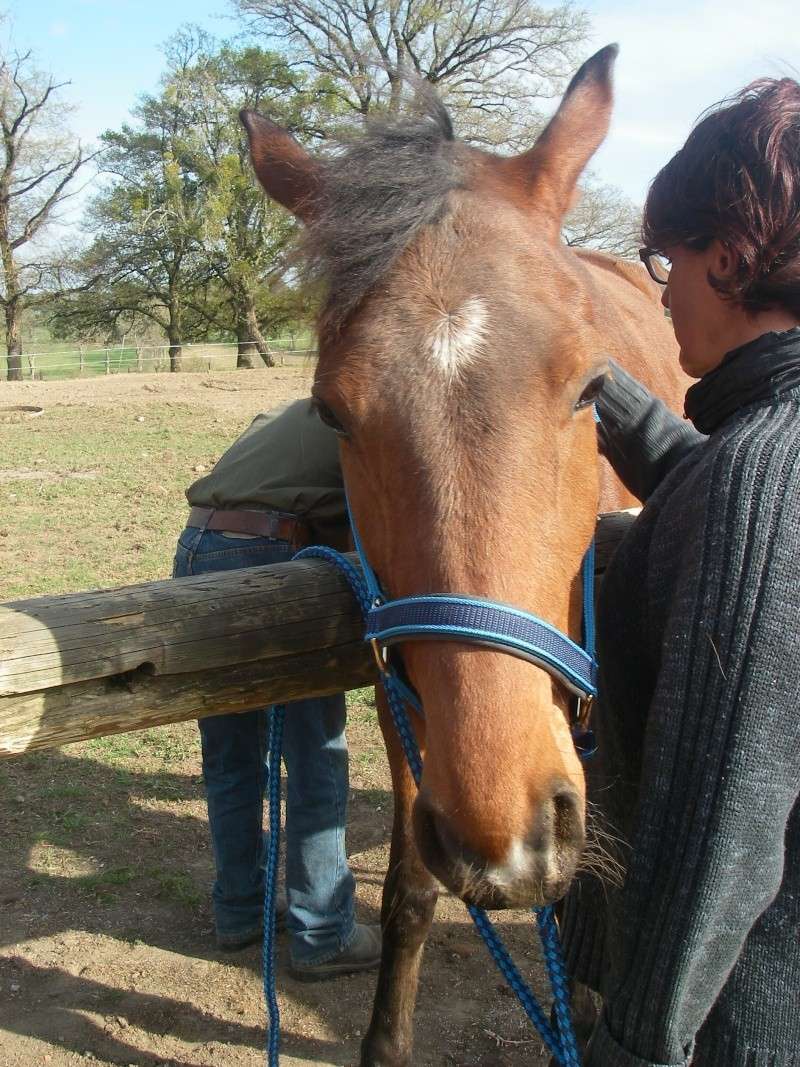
[355,749,383,768]
[77,867,136,893]
[150,870,202,909]
[85,733,146,764]
[60,811,88,832]
[0,404,239,599]
[84,725,197,768]
[346,687,376,708]
[347,687,379,728]
[45,782,88,801]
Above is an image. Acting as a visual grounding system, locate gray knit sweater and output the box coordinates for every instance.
[562,329,800,1067]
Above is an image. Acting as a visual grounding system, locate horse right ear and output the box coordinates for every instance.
[501,45,618,236]
[240,110,321,223]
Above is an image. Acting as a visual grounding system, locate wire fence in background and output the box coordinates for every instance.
[0,339,318,382]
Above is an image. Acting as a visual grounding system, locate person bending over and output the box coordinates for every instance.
[173,398,380,979]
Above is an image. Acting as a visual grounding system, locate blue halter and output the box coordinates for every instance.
[354,500,598,750]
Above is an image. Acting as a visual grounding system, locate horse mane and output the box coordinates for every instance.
[303,91,464,335]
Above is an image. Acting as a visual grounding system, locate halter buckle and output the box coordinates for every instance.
[370,637,388,673]
[575,693,594,729]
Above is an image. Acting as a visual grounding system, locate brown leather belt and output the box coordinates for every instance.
[187,506,311,547]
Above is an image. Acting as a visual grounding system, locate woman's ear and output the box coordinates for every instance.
[709,239,739,281]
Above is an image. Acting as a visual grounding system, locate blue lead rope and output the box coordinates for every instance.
[263,703,285,1067]
[259,543,589,1067]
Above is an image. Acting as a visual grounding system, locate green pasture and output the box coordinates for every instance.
[0,401,235,600]
[0,337,316,381]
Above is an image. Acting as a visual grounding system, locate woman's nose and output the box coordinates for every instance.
[661,283,670,310]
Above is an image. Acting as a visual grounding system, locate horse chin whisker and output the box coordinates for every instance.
[577,802,628,889]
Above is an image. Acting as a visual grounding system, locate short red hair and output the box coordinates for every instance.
[642,78,800,317]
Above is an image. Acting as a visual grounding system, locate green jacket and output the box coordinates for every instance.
[186,398,346,547]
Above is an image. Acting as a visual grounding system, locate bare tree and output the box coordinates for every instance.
[563,174,642,259]
[0,48,91,380]
[232,0,589,147]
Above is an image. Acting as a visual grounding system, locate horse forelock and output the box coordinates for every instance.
[303,94,466,339]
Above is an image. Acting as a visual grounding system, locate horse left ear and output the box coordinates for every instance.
[240,110,322,223]
[505,45,618,233]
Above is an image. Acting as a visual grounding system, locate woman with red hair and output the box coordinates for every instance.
[561,78,800,1066]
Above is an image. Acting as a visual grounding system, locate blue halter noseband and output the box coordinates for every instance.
[352,499,598,744]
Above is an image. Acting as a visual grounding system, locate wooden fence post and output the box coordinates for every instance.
[0,512,637,758]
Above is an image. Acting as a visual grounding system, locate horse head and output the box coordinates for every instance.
[243,46,637,909]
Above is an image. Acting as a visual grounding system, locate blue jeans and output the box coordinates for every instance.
[173,525,356,963]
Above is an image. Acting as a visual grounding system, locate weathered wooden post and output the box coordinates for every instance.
[0,513,636,759]
[0,555,376,756]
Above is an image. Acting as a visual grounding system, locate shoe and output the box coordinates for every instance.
[215,888,288,951]
[289,922,382,981]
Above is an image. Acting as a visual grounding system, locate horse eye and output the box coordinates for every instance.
[312,399,348,437]
[574,374,606,412]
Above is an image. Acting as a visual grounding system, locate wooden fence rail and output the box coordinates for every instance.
[0,511,637,758]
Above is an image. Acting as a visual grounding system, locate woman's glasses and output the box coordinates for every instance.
[639,248,670,285]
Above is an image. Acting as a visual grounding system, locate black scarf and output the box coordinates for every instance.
[684,327,800,434]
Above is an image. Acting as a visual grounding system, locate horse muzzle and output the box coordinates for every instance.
[412,783,585,909]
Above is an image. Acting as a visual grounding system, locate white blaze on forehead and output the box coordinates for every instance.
[427,297,489,381]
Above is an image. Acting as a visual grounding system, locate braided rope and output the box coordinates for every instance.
[263,704,286,1066]
[537,905,582,1067]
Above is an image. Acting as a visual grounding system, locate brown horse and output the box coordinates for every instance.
[243,45,686,1067]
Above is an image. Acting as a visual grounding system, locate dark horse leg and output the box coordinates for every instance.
[360,694,438,1067]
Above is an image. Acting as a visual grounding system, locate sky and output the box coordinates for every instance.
[8,0,800,208]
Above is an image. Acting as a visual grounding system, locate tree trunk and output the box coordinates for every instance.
[168,338,182,373]
[247,303,275,367]
[236,313,259,369]
[235,292,275,369]
[167,313,182,373]
[0,207,22,381]
[4,301,22,382]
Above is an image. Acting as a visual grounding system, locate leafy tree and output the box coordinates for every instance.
[0,45,91,380]
[163,31,337,366]
[53,32,337,369]
[54,65,211,372]
[232,0,589,148]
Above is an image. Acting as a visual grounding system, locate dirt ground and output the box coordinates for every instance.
[1,370,553,1067]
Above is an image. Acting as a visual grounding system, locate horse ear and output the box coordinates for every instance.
[506,45,618,232]
[240,110,321,223]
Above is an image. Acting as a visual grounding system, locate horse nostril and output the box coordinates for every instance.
[551,786,585,847]
[414,795,481,878]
